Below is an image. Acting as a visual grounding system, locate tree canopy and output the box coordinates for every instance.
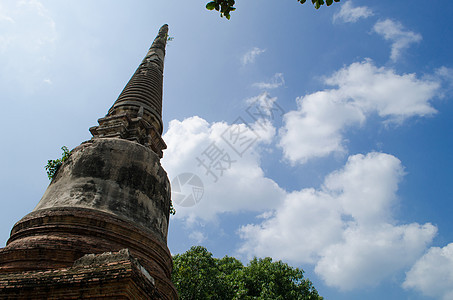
[172,246,323,299]
[206,0,340,19]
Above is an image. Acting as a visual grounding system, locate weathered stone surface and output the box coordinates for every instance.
[0,249,163,299]
[74,249,134,267]
[0,207,177,299]
[34,138,171,242]
[74,249,155,286]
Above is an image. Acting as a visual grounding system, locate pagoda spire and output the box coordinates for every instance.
[0,25,177,299]
[90,24,169,158]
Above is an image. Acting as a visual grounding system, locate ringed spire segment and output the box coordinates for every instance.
[89,25,169,158]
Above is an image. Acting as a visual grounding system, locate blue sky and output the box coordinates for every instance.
[1,0,453,299]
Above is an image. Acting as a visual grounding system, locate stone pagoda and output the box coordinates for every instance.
[0,25,177,299]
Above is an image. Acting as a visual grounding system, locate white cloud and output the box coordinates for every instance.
[325,60,438,120]
[242,47,265,65]
[436,66,453,83]
[435,66,453,92]
[323,151,405,225]
[238,152,437,289]
[403,243,453,300]
[162,115,285,222]
[240,187,343,264]
[316,222,436,290]
[278,91,365,164]
[253,73,285,89]
[245,92,284,122]
[279,60,440,164]
[333,1,373,23]
[373,19,422,62]
[188,230,207,244]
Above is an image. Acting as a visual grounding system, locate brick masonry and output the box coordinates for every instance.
[0,249,163,299]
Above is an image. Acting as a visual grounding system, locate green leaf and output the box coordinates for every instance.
[326,0,333,5]
[314,0,324,8]
[206,2,216,10]
[45,145,71,180]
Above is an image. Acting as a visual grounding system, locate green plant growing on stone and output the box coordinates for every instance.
[170,202,176,215]
[44,146,176,214]
[45,146,70,180]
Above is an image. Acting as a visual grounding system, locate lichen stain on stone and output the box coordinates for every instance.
[72,155,107,179]
[34,139,171,242]
[69,182,97,205]
[117,165,157,196]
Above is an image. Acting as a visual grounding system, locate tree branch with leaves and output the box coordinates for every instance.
[206,0,340,19]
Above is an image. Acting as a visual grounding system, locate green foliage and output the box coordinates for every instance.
[206,0,340,19]
[235,257,322,299]
[172,246,323,300]
[298,0,340,10]
[172,246,225,299]
[170,202,176,215]
[45,146,70,180]
[206,0,236,20]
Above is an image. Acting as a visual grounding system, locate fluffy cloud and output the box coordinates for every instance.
[323,151,405,224]
[279,60,440,164]
[325,60,438,119]
[240,187,343,264]
[245,92,284,121]
[253,73,285,89]
[189,230,207,244]
[238,152,437,289]
[278,90,365,164]
[333,1,373,23]
[316,222,436,290]
[403,243,453,300]
[435,66,453,92]
[373,19,422,62]
[242,47,266,65]
[162,114,285,222]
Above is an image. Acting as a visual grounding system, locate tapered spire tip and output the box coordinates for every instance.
[151,24,169,52]
[90,25,170,158]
